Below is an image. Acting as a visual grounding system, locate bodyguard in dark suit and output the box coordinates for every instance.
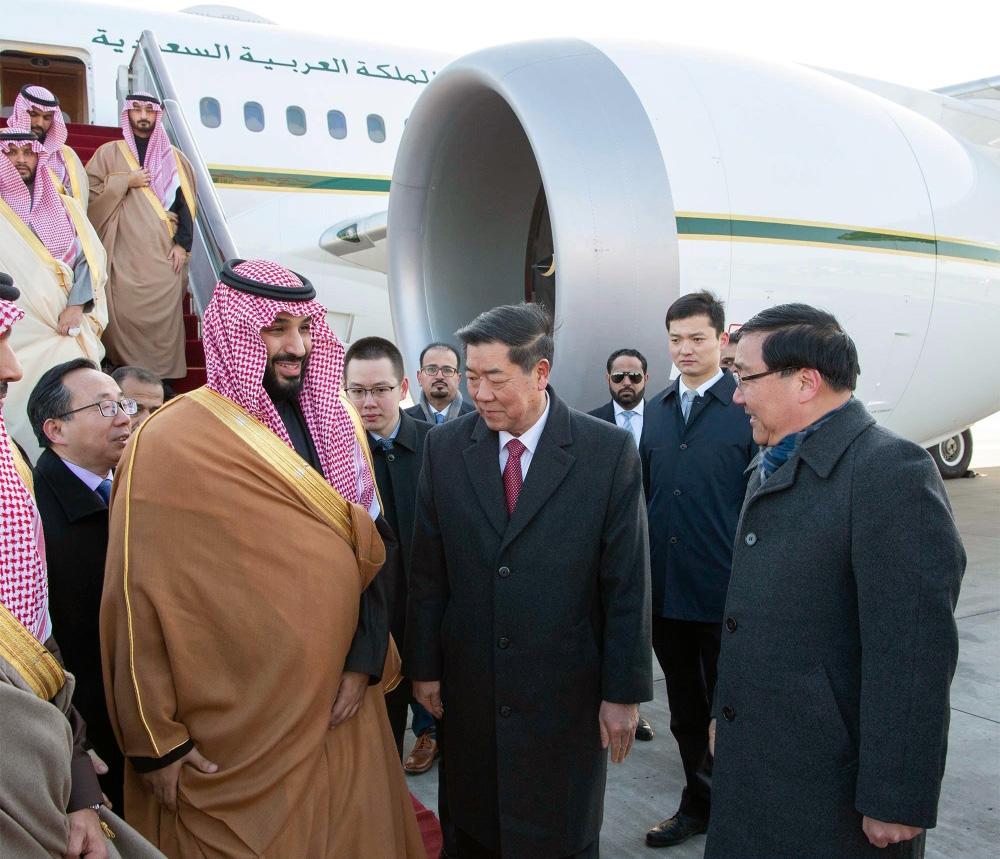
[707,304,965,858]
[27,358,135,811]
[640,292,755,848]
[406,303,652,859]
[405,341,475,425]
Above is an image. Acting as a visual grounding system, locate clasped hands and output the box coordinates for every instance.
[413,681,639,764]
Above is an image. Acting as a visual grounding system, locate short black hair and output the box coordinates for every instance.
[344,336,405,382]
[456,302,554,374]
[665,291,725,336]
[111,365,162,388]
[418,341,461,369]
[606,348,647,374]
[27,358,99,447]
[727,328,742,345]
[738,303,860,392]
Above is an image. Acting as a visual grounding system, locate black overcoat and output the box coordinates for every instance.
[706,399,965,859]
[404,389,652,858]
[33,447,124,809]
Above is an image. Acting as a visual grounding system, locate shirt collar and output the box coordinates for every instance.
[499,392,551,455]
[612,398,644,417]
[61,458,112,492]
[679,369,724,400]
[369,416,401,443]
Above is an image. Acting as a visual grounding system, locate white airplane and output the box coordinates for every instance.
[3,3,998,474]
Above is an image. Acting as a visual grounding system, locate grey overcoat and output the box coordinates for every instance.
[706,398,965,858]
[404,388,653,858]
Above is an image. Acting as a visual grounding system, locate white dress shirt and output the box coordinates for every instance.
[679,369,724,414]
[613,398,645,448]
[62,459,112,491]
[498,393,551,481]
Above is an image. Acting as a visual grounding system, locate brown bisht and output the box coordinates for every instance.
[85,140,195,379]
[101,388,426,859]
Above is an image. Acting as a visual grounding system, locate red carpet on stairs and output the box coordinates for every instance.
[412,794,443,858]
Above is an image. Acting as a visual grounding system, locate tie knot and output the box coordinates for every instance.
[505,438,527,459]
[374,437,394,452]
[621,409,636,417]
[434,412,446,425]
[97,478,113,504]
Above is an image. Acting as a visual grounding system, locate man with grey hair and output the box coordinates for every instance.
[707,303,964,858]
[406,302,652,859]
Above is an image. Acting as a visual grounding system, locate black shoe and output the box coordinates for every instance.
[635,716,655,741]
[645,812,708,848]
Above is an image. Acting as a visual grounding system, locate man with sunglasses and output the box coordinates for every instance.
[27,358,134,809]
[406,342,475,424]
[640,291,756,849]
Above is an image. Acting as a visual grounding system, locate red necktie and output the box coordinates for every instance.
[503,439,527,516]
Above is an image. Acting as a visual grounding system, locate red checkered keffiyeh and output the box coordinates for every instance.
[121,93,181,211]
[6,85,69,186]
[0,134,76,263]
[0,300,49,641]
[202,259,376,509]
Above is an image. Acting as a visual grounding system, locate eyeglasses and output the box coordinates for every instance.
[60,398,138,418]
[419,365,458,377]
[345,385,399,402]
[610,371,644,384]
[731,367,799,388]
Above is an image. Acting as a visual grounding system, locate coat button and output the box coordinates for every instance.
[499,705,512,717]
[744,532,757,546]
[498,566,510,578]
[722,705,736,722]
[498,636,510,649]
[386,453,396,462]
[669,536,678,544]
[726,617,738,633]
[673,489,682,496]
[679,443,688,450]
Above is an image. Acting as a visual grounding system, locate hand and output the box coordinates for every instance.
[862,817,923,848]
[329,671,369,728]
[65,808,108,859]
[87,748,108,776]
[166,211,178,226]
[140,746,218,812]
[168,244,187,275]
[412,680,443,719]
[709,718,716,758]
[127,169,151,189]
[599,701,638,764]
[57,305,85,337]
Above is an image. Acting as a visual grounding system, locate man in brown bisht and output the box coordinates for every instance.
[86,93,195,381]
[101,259,427,859]
[0,273,162,859]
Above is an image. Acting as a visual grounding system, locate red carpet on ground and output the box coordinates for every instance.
[412,793,443,858]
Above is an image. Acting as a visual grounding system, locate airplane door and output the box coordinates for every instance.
[0,50,88,122]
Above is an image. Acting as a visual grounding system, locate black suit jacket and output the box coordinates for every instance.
[367,409,432,644]
[33,448,124,808]
[640,373,756,622]
[405,397,475,423]
[404,388,652,858]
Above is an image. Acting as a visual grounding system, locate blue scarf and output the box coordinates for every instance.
[759,399,852,482]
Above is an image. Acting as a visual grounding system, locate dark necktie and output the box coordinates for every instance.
[503,439,527,516]
[374,437,394,453]
[96,478,113,505]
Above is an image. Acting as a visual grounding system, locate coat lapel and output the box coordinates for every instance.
[500,392,575,553]
[462,419,508,538]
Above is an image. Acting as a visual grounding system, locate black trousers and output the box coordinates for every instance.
[651,616,722,820]
[455,829,598,859]
[385,678,411,760]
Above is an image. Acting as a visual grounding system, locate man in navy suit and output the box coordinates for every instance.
[587,348,655,743]
[640,292,756,848]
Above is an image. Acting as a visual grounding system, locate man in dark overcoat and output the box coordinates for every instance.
[707,303,965,859]
[406,302,652,859]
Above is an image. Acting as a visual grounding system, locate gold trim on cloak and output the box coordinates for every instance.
[0,601,65,700]
[49,147,87,206]
[116,141,197,241]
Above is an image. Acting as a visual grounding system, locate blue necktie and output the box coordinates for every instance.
[681,390,695,422]
[96,478,113,505]
[434,412,446,425]
[620,410,639,448]
[374,437,394,452]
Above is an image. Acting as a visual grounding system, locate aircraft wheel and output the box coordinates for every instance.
[929,429,973,479]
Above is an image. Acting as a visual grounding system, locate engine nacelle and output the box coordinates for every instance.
[387,39,1000,444]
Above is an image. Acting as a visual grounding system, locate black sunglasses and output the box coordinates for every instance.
[610,371,644,384]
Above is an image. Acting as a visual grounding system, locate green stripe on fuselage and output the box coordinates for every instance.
[209,167,391,194]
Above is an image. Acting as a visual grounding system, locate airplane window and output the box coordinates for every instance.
[243,101,265,133]
[367,114,386,144]
[200,97,221,129]
[286,105,307,136]
[327,110,347,140]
